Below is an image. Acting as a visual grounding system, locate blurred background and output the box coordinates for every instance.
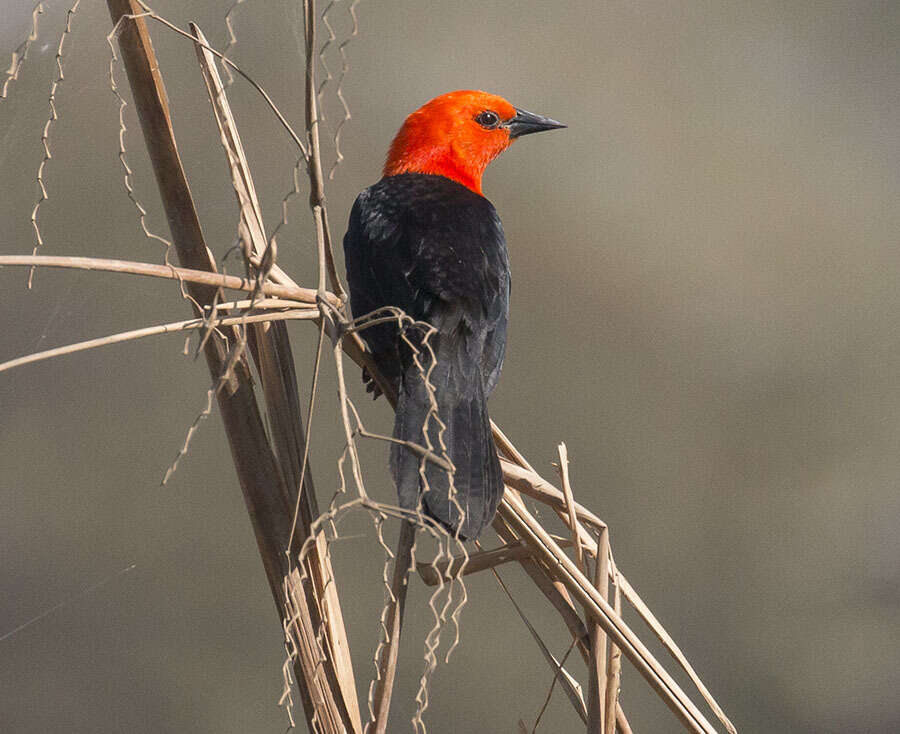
[2,1,899,732]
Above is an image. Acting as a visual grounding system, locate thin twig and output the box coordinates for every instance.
[556,443,584,572]
[485,557,587,726]
[605,565,622,734]
[587,527,610,734]
[491,421,536,473]
[1,2,45,100]
[0,255,332,305]
[531,637,582,732]
[220,0,244,86]
[0,308,317,375]
[28,0,81,288]
[368,520,415,734]
[502,458,607,532]
[416,539,574,586]
[492,511,592,664]
[617,705,634,734]
[303,0,346,300]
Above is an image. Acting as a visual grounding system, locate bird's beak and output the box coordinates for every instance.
[506,107,567,138]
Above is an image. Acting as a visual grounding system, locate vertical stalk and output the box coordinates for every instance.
[586,528,610,733]
[369,519,415,734]
[106,4,359,732]
[106,0,292,603]
[303,0,345,301]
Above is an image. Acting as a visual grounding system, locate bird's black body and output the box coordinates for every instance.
[343,173,510,538]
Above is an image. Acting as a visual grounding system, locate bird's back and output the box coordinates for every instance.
[344,172,510,398]
[343,173,510,538]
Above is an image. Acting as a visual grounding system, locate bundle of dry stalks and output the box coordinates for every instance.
[1,3,737,733]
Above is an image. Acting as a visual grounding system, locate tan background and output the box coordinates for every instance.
[2,1,899,732]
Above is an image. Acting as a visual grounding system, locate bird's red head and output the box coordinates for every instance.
[384,90,565,195]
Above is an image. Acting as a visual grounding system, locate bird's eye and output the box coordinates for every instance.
[475,110,501,129]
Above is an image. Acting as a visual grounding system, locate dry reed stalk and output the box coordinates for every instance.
[0,307,317,375]
[303,0,345,300]
[535,446,610,732]
[502,458,607,531]
[492,420,537,472]
[617,706,634,734]
[0,255,330,303]
[1,2,44,100]
[605,569,623,734]
[281,567,360,732]
[586,527,610,734]
[416,538,574,586]
[368,519,415,734]
[557,443,585,573]
[105,3,360,731]
[557,443,610,731]
[190,21,361,732]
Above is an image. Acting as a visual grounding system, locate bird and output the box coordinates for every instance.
[342,90,565,539]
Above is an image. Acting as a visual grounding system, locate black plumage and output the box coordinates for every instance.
[343,172,510,539]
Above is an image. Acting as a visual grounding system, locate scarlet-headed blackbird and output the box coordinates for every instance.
[343,90,564,538]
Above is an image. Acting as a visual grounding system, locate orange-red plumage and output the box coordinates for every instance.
[384,90,518,195]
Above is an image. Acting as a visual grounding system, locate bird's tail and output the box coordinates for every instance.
[390,364,502,540]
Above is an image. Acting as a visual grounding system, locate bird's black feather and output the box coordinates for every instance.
[343,173,509,538]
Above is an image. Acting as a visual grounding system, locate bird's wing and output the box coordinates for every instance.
[343,174,510,395]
